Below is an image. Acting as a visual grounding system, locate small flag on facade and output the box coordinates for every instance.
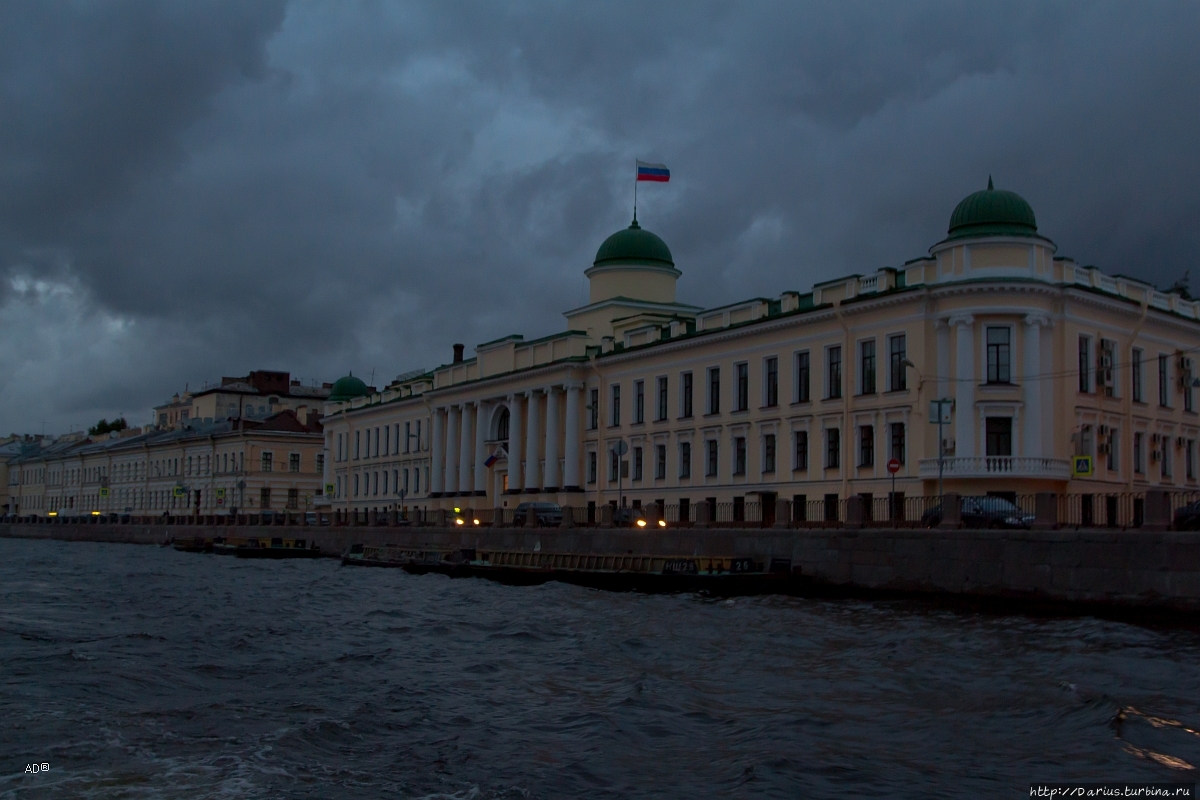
[483,446,507,468]
[636,160,670,182]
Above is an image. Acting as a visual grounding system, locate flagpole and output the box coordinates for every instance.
[633,160,638,223]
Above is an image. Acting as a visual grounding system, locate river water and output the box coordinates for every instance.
[1,537,1198,799]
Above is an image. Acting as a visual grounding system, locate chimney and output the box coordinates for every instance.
[453,343,464,363]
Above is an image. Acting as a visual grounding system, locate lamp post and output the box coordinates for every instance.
[902,358,953,503]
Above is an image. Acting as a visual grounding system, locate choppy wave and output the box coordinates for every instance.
[2,537,1200,799]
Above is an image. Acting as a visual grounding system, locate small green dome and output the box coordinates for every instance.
[328,374,369,402]
[947,177,1038,240]
[593,218,675,268]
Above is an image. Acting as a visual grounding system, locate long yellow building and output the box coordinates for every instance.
[322,182,1200,520]
[4,411,325,517]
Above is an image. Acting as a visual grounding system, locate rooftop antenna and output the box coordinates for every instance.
[369,368,375,387]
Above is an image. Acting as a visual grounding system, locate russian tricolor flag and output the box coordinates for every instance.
[636,160,670,182]
[483,446,506,468]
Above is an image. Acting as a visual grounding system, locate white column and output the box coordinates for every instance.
[1023,315,1048,458]
[936,319,950,400]
[563,381,583,490]
[445,405,460,495]
[458,402,474,495]
[951,315,975,458]
[430,408,445,495]
[543,386,561,490]
[524,389,541,491]
[473,400,487,495]
[507,394,524,491]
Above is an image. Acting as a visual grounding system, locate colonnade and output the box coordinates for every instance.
[942,313,1051,459]
[428,380,585,498]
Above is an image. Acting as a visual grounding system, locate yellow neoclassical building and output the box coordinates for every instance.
[5,412,325,518]
[322,182,1200,520]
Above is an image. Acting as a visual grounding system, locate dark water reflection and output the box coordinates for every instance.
[2,537,1198,798]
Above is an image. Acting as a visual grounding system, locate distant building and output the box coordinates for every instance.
[321,181,1200,518]
[153,370,332,429]
[5,410,324,517]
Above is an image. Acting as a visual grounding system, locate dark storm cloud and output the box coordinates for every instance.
[2,0,1199,432]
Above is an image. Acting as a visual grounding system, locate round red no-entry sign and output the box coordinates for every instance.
[886,458,901,474]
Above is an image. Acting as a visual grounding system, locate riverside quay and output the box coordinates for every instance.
[322,181,1200,524]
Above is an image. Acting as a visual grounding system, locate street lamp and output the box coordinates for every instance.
[901,359,952,502]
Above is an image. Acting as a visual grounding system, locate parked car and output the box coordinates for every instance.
[304,512,332,526]
[921,496,1034,529]
[512,502,563,526]
[1173,500,1200,530]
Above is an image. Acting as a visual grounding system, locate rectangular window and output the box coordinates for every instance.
[382,425,388,456]
[890,422,905,463]
[588,388,599,430]
[889,335,907,391]
[394,424,400,453]
[860,340,876,395]
[1185,359,1196,413]
[1132,348,1144,403]
[794,431,808,470]
[404,422,411,453]
[827,347,842,399]
[765,357,778,407]
[706,440,718,476]
[985,417,1013,457]
[681,372,693,418]
[859,426,874,467]
[587,451,597,484]
[708,367,721,414]
[289,453,300,473]
[1162,436,1173,479]
[634,380,645,424]
[735,362,749,411]
[655,444,666,479]
[374,427,380,457]
[261,452,273,472]
[680,442,691,478]
[1134,433,1144,474]
[609,449,619,482]
[1100,339,1117,397]
[1159,354,1170,407]
[633,446,643,481]
[987,327,1011,384]
[354,430,360,459]
[656,376,668,421]
[415,420,421,450]
[1188,440,1196,480]
[764,434,776,473]
[287,488,299,509]
[734,437,747,475]
[826,428,840,469]
[610,384,621,426]
[795,351,810,403]
[1079,336,1092,393]
[1105,430,1118,472]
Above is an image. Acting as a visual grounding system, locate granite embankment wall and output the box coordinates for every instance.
[4,522,1200,612]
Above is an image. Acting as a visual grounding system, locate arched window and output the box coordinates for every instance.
[495,407,510,442]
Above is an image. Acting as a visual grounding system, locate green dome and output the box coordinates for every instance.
[328,374,369,402]
[593,218,675,268]
[947,177,1038,240]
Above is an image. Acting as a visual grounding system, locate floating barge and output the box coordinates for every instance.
[341,544,798,594]
[172,535,321,559]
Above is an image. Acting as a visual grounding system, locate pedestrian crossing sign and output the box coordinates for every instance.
[99,487,109,498]
[1072,455,1093,477]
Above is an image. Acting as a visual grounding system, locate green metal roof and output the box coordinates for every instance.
[946,177,1039,240]
[593,219,674,268]
[328,374,369,402]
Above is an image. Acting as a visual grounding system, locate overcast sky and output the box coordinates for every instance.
[2,1,1199,434]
